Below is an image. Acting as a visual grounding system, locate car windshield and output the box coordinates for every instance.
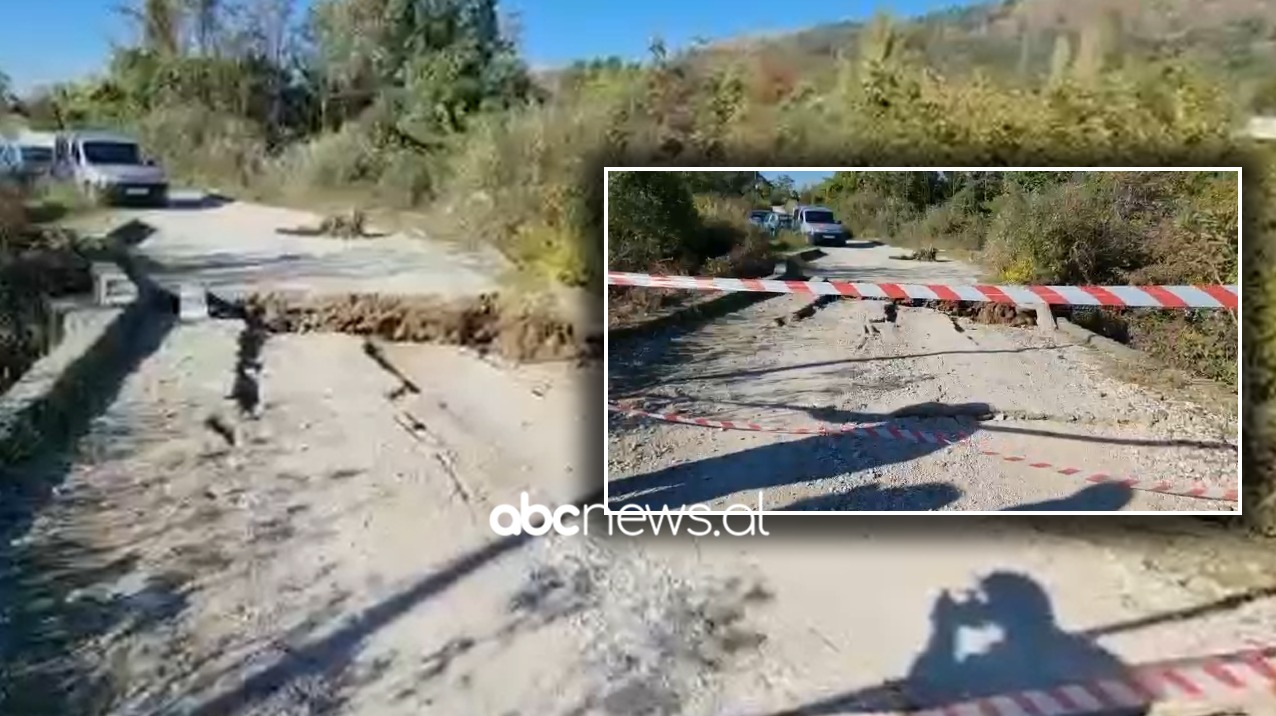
[750,211,770,219]
[20,146,53,163]
[804,210,835,224]
[82,141,142,165]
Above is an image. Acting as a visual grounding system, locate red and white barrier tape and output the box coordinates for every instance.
[975,443,1239,503]
[608,404,968,444]
[610,404,1236,503]
[905,645,1276,716]
[607,271,1240,310]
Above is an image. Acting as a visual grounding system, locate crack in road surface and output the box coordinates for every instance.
[3,210,1266,716]
[608,285,1238,513]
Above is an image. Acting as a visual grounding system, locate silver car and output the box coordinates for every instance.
[0,139,20,182]
[53,131,169,206]
[13,130,57,179]
[797,206,850,246]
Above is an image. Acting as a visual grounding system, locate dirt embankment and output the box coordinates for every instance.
[0,240,99,392]
[244,291,602,364]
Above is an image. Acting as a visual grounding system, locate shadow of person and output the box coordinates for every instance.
[607,426,964,511]
[902,571,1146,714]
[783,482,962,511]
[1002,482,1135,512]
[749,574,1276,716]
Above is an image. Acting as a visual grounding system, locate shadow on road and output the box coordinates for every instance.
[106,218,158,248]
[609,296,787,395]
[183,484,605,716]
[783,482,962,511]
[608,401,974,510]
[661,395,1234,452]
[1003,482,1135,511]
[636,397,994,425]
[754,571,1148,716]
[164,192,235,211]
[186,531,538,716]
[0,296,180,715]
[807,264,980,284]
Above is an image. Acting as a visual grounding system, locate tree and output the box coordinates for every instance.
[1047,34,1071,88]
[770,174,796,204]
[308,0,532,135]
[608,171,703,271]
[0,70,12,113]
[186,0,220,55]
[1073,10,1121,80]
[119,0,184,56]
[679,171,756,196]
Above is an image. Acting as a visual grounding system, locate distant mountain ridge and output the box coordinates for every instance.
[693,0,1276,97]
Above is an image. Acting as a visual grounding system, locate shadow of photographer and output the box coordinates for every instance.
[755,570,1148,715]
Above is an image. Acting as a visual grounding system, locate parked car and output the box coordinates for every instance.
[0,138,21,181]
[763,212,793,235]
[797,206,850,246]
[53,130,169,206]
[13,130,56,179]
[748,209,772,226]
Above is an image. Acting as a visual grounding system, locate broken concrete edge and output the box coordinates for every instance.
[0,213,189,462]
[1056,317,1147,361]
[782,276,840,324]
[1029,301,1057,331]
[0,298,164,465]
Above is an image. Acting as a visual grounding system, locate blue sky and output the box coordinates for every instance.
[0,0,982,92]
[761,171,835,189]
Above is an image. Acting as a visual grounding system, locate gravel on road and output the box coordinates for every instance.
[607,293,1238,512]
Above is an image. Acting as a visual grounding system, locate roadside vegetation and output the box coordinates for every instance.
[811,170,1238,386]
[0,184,100,394]
[0,0,1271,530]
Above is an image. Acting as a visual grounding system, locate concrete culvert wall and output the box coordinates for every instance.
[0,252,96,394]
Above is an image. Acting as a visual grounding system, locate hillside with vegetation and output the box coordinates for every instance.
[0,0,1270,530]
[751,0,1276,103]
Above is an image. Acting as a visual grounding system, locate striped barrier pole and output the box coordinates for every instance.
[607,272,1240,310]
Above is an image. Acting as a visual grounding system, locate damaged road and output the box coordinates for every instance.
[607,267,1239,512]
[2,211,1268,716]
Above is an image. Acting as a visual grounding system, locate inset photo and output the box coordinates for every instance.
[604,168,1240,515]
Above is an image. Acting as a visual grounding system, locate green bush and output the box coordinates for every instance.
[436,95,624,287]
[983,178,1148,284]
[136,105,267,189]
[608,171,703,272]
[902,192,989,251]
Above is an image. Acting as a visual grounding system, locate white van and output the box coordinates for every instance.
[53,131,168,206]
[796,205,850,246]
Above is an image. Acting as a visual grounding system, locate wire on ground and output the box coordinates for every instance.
[610,404,1236,504]
[607,272,1239,310]
[609,403,968,444]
